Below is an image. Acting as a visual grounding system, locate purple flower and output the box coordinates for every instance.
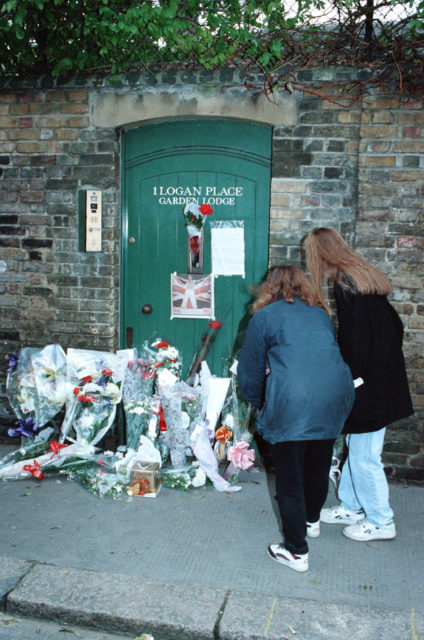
[8,417,40,438]
[7,351,19,373]
[96,374,108,387]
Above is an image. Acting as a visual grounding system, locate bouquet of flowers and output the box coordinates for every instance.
[0,437,89,480]
[159,381,202,468]
[2,345,72,472]
[122,343,157,450]
[0,348,132,481]
[0,426,55,471]
[6,347,41,431]
[182,202,213,232]
[31,344,72,425]
[151,339,182,381]
[182,203,213,270]
[220,374,257,482]
[69,437,162,499]
[161,461,208,490]
[60,348,133,447]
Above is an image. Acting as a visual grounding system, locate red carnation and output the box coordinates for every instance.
[102,368,113,377]
[156,341,169,349]
[73,387,80,395]
[199,204,213,215]
[80,375,92,385]
[208,320,221,329]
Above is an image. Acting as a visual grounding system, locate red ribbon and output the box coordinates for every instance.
[159,405,167,432]
[49,440,68,458]
[23,460,44,480]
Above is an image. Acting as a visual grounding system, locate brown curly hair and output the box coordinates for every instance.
[251,265,327,314]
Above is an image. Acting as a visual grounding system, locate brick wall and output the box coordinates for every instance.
[0,69,422,481]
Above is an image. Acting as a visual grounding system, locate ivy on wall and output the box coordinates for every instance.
[0,0,423,99]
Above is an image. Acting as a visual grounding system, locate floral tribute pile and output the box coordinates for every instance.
[0,324,257,499]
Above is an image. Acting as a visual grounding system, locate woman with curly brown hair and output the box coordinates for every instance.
[237,265,354,573]
[305,228,413,543]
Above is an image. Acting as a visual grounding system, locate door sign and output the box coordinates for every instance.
[153,185,244,207]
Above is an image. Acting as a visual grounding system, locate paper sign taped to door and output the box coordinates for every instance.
[211,221,245,277]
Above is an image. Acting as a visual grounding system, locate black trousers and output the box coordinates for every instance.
[268,439,335,555]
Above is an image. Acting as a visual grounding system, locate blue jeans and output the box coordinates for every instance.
[338,428,394,526]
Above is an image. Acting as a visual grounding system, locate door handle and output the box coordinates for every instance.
[126,326,133,348]
[142,304,153,314]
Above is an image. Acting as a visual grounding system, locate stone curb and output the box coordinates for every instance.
[0,556,33,608]
[2,556,424,640]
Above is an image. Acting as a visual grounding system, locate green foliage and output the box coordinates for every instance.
[0,0,422,77]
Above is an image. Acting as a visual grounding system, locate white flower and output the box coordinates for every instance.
[103,382,121,403]
[192,466,207,488]
[76,414,95,431]
[82,382,104,394]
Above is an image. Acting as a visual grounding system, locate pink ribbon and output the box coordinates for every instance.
[226,441,255,471]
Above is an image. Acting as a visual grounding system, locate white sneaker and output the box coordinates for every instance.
[267,544,309,572]
[320,505,365,525]
[343,520,396,542]
[306,520,320,538]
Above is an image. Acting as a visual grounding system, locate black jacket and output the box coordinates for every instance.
[334,282,414,433]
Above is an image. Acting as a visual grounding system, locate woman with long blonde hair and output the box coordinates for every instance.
[305,228,413,543]
[237,265,354,573]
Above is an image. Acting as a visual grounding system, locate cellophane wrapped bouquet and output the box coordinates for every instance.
[220,373,256,483]
[0,345,73,473]
[159,364,241,493]
[60,348,133,447]
[0,348,133,482]
[121,342,157,451]
[159,381,202,468]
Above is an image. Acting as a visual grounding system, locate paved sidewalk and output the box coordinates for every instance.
[0,443,423,640]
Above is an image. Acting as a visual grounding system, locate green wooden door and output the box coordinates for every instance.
[121,120,271,377]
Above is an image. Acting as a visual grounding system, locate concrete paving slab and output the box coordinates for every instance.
[6,563,223,640]
[220,591,424,640]
[0,556,32,608]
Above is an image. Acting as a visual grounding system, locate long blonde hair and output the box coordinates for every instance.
[304,228,392,311]
[251,265,327,314]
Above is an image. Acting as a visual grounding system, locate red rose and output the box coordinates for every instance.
[80,375,92,385]
[73,387,80,395]
[156,341,169,349]
[199,204,213,216]
[77,394,96,403]
[102,368,113,377]
[208,320,221,329]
